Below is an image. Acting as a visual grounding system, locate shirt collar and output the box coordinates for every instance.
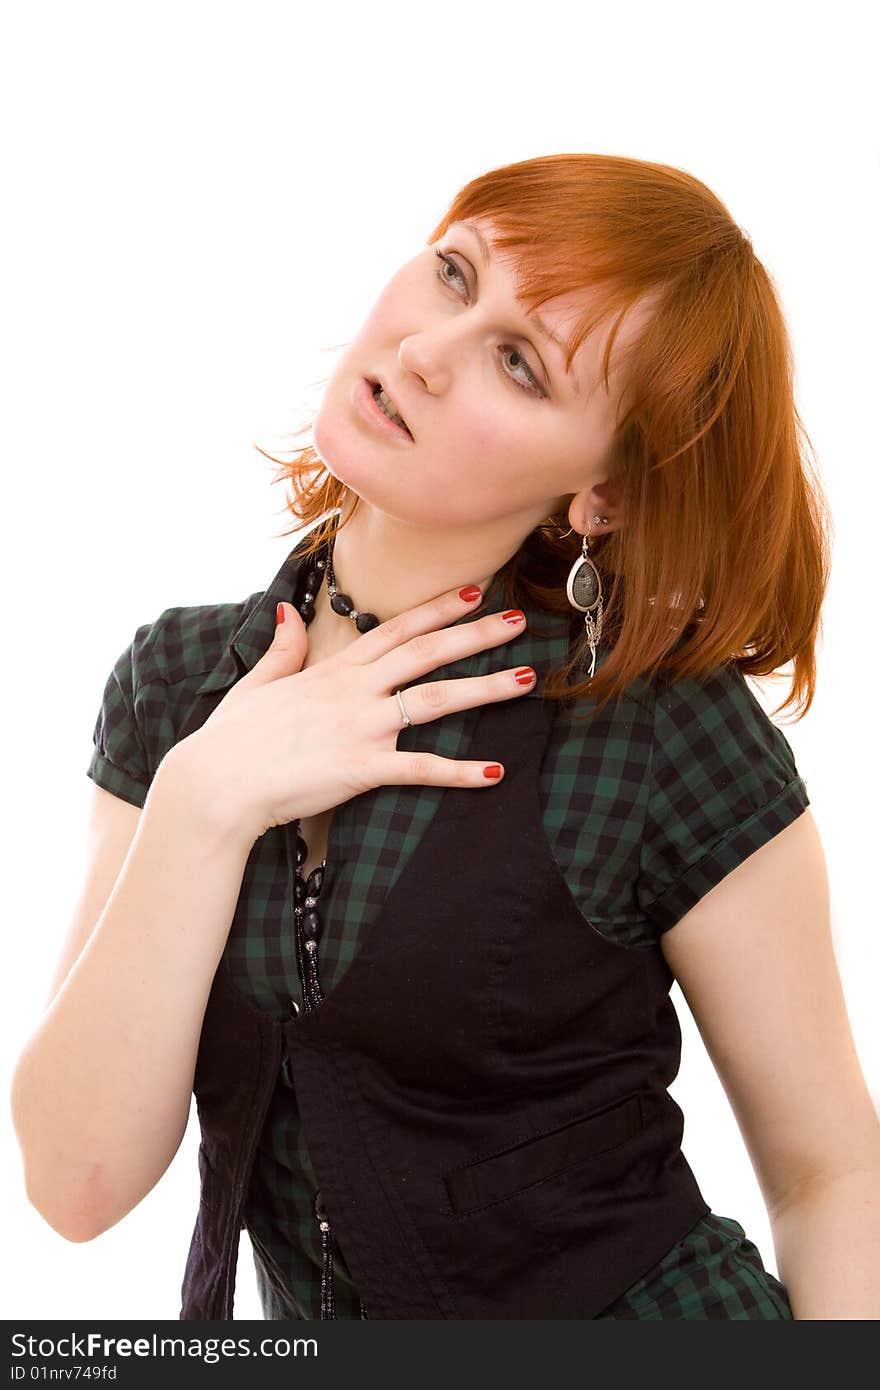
[195,530,585,699]
[194,541,310,695]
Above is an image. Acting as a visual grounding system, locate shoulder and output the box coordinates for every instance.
[645,659,802,798]
[635,660,809,935]
[127,591,263,691]
[549,656,808,945]
[87,589,264,806]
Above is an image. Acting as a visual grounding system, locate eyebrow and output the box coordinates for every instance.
[457,219,571,371]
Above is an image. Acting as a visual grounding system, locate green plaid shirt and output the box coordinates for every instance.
[87,533,808,1319]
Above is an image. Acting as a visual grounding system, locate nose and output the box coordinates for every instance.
[398,330,454,396]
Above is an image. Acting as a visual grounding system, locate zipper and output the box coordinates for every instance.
[315,1188,369,1320]
[289,826,369,1319]
[315,1189,336,1319]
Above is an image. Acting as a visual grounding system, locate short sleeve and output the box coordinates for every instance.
[86,624,154,809]
[636,663,811,935]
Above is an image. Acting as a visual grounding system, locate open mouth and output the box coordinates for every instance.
[368,379,413,439]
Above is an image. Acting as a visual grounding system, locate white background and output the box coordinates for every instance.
[2,0,877,1321]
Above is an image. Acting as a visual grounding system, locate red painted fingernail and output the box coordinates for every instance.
[276,602,285,624]
[483,764,503,779]
[460,585,482,602]
[502,609,525,625]
[515,667,536,685]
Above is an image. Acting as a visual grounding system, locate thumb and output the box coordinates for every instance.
[246,601,309,684]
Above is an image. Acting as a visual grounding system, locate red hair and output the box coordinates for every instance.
[258,153,832,724]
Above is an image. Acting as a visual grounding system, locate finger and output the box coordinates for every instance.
[372,750,505,788]
[386,665,537,729]
[236,601,308,687]
[346,583,487,667]
[377,610,529,704]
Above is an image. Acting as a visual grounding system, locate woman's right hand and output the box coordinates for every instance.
[176,583,536,845]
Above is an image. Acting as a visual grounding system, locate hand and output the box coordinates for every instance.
[178,584,535,844]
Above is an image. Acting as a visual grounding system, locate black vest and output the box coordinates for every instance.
[178,667,710,1320]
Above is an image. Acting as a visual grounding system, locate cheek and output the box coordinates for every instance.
[422,411,543,516]
[351,273,413,346]
[447,396,526,459]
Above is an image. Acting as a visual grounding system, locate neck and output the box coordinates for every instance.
[310,498,536,645]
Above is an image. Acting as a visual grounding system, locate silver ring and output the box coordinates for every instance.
[394,688,412,727]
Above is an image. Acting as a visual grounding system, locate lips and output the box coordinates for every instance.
[369,377,412,437]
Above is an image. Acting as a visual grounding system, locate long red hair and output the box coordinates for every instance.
[258,153,832,723]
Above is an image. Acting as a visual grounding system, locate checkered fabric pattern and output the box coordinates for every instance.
[87,534,807,1320]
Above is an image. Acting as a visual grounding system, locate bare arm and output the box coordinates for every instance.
[9,748,255,1243]
[661,809,880,1318]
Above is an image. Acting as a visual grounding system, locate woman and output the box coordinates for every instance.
[12,153,880,1320]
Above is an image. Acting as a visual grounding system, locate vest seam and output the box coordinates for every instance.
[211,1009,282,1318]
[345,1046,458,1317]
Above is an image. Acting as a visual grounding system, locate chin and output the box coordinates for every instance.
[311,409,353,485]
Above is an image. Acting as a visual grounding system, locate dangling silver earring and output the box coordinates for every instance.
[563,515,609,679]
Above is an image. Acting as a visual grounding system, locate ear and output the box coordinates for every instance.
[568,480,624,537]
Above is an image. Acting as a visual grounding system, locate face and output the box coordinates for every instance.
[313,216,648,537]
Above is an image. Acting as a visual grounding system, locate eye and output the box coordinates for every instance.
[434,247,468,294]
[432,248,544,396]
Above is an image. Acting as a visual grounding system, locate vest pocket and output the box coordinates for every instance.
[444,1091,644,1216]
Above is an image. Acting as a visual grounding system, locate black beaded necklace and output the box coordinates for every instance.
[290,537,378,1321]
[297,539,382,634]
